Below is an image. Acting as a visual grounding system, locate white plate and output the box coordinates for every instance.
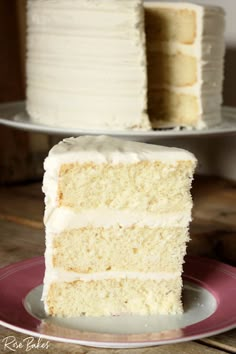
[0,101,236,139]
[24,281,216,348]
[0,256,236,349]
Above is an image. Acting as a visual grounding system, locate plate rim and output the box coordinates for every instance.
[0,101,236,138]
[0,256,235,348]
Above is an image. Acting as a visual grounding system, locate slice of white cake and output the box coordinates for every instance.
[42,135,197,317]
[26,0,150,130]
[145,2,225,129]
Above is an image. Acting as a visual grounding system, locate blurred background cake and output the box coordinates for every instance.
[25,0,225,130]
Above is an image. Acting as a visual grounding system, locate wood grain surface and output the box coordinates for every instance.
[0,176,235,353]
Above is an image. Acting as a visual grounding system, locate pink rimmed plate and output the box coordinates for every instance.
[0,256,235,349]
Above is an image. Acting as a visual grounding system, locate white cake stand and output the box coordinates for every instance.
[0,101,236,138]
[1,101,236,180]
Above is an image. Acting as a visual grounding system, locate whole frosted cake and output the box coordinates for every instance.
[26,0,225,130]
[145,2,225,129]
[42,135,197,317]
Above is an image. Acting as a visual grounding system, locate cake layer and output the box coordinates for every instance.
[48,226,188,274]
[57,161,193,214]
[149,90,199,126]
[45,278,183,316]
[148,51,224,96]
[145,7,196,44]
[145,2,225,44]
[43,136,196,219]
[148,53,197,87]
[149,89,222,128]
[148,60,224,94]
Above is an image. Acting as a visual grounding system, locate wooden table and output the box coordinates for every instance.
[0,176,235,353]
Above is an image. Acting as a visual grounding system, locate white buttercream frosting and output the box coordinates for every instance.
[45,270,180,283]
[44,135,196,167]
[145,1,225,129]
[45,207,192,232]
[26,0,150,130]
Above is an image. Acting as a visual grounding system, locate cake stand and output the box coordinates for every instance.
[0,101,236,139]
[1,101,236,180]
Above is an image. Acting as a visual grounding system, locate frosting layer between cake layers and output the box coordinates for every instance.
[26,0,150,130]
[145,2,225,128]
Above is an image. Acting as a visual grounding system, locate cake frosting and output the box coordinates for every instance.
[45,207,192,232]
[43,135,195,165]
[26,0,150,130]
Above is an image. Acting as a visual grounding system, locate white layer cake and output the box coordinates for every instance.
[26,0,225,131]
[42,136,197,317]
[145,2,225,128]
[26,0,150,130]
